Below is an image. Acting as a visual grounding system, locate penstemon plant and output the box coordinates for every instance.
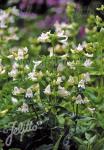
[0,3,104,150]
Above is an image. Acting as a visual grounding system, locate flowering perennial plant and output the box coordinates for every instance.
[0,4,104,150]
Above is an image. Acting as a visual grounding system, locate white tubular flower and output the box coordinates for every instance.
[76,95,85,104]
[60,54,68,60]
[0,10,8,28]
[61,22,69,29]
[28,72,37,81]
[7,55,14,59]
[48,47,54,57]
[56,77,63,85]
[44,84,51,96]
[25,88,33,98]
[54,21,62,32]
[12,87,21,95]
[84,59,93,67]
[56,30,68,44]
[23,47,28,53]
[38,31,50,43]
[68,76,75,85]
[54,21,69,32]
[0,21,7,28]
[0,60,5,75]
[11,6,19,16]
[18,103,29,113]
[12,62,19,69]
[84,53,93,58]
[78,79,85,89]
[58,86,70,97]
[0,10,8,21]
[11,97,18,104]
[0,68,5,74]
[76,44,83,52]
[17,48,24,60]
[83,72,91,82]
[33,60,42,70]
[16,47,28,60]
[57,63,65,72]
[8,62,19,79]
[67,61,75,70]
[88,107,95,113]
[8,68,18,79]
[25,64,29,70]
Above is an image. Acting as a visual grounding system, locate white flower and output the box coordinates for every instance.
[8,62,19,78]
[57,63,65,72]
[7,55,14,59]
[44,84,51,96]
[12,87,21,95]
[56,30,68,44]
[56,77,63,85]
[76,95,85,104]
[82,41,87,48]
[0,68,5,74]
[23,47,28,53]
[78,79,85,89]
[17,49,24,60]
[76,44,83,52]
[54,21,69,32]
[12,62,19,69]
[11,6,19,16]
[88,107,95,113]
[67,61,75,70]
[18,103,29,113]
[0,21,7,28]
[9,16,15,23]
[11,97,18,104]
[0,64,6,74]
[68,76,75,85]
[28,72,37,81]
[16,47,28,60]
[8,68,18,78]
[0,10,8,28]
[48,47,54,57]
[0,61,5,75]
[25,88,33,98]
[60,54,68,60]
[84,97,89,103]
[83,73,91,82]
[61,22,69,29]
[84,59,93,67]
[84,53,93,58]
[58,86,70,97]
[0,10,8,21]
[25,64,29,70]
[38,31,50,43]
[33,61,42,69]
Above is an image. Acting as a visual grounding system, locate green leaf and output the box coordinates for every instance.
[93,138,104,150]
[53,132,64,150]
[89,135,97,144]
[73,136,84,145]
[85,133,91,140]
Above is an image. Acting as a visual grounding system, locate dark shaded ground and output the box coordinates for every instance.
[0,126,78,150]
